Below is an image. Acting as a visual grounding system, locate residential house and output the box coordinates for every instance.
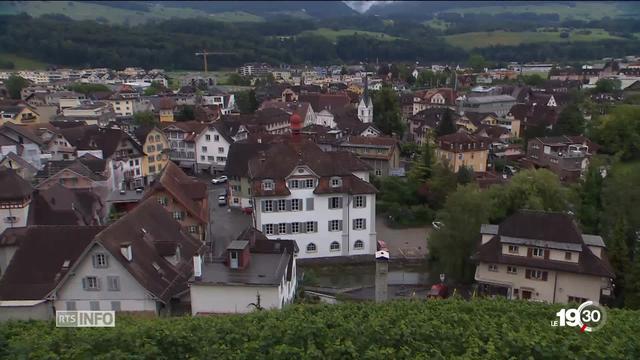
[0,104,39,125]
[58,101,116,126]
[195,122,234,174]
[134,125,169,183]
[106,86,140,117]
[201,90,236,115]
[435,132,490,173]
[0,153,38,182]
[473,211,614,304]
[460,95,517,117]
[525,136,595,182]
[190,227,297,314]
[0,168,33,235]
[249,140,377,259]
[225,142,272,209]
[339,136,401,177]
[158,97,176,123]
[161,121,207,173]
[0,122,44,170]
[142,161,208,242]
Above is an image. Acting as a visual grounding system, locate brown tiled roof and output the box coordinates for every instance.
[94,198,204,302]
[143,161,208,223]
[59,126,143,159]
[314,175,378,195]
[30,185,101,226]
[225,142,273,177]
[498,211,583,244]
[0,226,104,300]
[437,132,491,152]
[0,168,32,201]
[299,93,351,112]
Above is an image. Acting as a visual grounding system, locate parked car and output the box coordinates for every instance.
[217,194,227,206]
[211,175,228,184]
[504,165,518,176]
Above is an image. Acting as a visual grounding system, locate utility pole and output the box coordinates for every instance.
[194,50,235,73]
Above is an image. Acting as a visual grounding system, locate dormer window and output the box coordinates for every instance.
[262,179,274,191]
[330,177,342,188]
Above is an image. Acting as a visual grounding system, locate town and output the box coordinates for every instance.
[0,1,639,358]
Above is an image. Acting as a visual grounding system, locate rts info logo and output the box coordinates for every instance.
[550,301,607,333]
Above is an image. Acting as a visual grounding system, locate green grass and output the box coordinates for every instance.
[300,28,400,42]
[0,2,263,25]
[423,18,450,31]
[445,2,626,21]
[443,28,623,50]
[0,53,48,70]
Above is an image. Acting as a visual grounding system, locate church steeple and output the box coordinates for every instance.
[358,75,373,123]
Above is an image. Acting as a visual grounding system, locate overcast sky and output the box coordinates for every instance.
[343,1,394,13]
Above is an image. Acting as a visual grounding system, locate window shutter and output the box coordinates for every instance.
[542,271,548,281]
[527,248,532,257]
[97,278,101,290]
[274,225,279,235]
[328,221,332,231]
[353,219,356,230]
[338,220,343,231]
[286,200,292,211]
[286,223,292,234]
[313,222,318,232]
[273,201,279,212]
[91,255,96,268]
[82,277,87,290]
[306,198,314,211]
[362,196,367,208]
[301,222,307,233]
[338,197,343,208]
[544,249,550,259]
[363,219,366,230]
[262,224,267,233]
[261,201,266,212]
[525,270,531,279]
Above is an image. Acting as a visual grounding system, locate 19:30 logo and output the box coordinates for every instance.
[551,301,607,333]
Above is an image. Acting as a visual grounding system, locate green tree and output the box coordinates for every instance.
[594,78,621,94]
[372,85,404,136]
[5,75,29,99]
[456,165,475,185]
[143,81,166,96]
[577,157,606,234]
[235,89,258,114]
[518,73,545,86]
[408,141,435,184]
[591,105,640,160]
[552,103,585,136]
[226,73,251,86]
[429,184,492,282]
[608,217,632,305]
[422,162,457,210]
[67,82,110,95]
[436,109,456,137]
[468,53,487,72]
[176,105,195,121]
[625,258,640,309]
[133,111,157,126]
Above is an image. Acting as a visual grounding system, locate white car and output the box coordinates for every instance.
[217,194,227,206]
[211,176,228,184]
[432,221,444,231]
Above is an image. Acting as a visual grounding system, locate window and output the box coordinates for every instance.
[83,276,100,291]
[353,218,366,230]
[278,223,287,234]
[568,296,588,304]
[200,156,206,161]
[291,222,300,234]
[205,135,211,141]
[147,145,155,153]
[306,243,317,253]
[354,240,364,250]
[158,197,168,206]
[375,169,382,176]
[148,155,155,163]
[288,179,299,189]
[188,225,198,233]
[218,147,224,153]
[331,177,342,187]
[66,301,76,310]
[565,252,572,260]
[208,156,214,161]
[304,179,314,188]
[4,216,17,224]
[330,241,340,251]
[354,195,366,208]
[90,301,100,311]
[328,197,342,209]
[291,199,302,211]
[217,156,226,162]
[262,180,274,191]
[201,146,207,152]
[155,135,160,142]
[93,253,108,268]
[107,276,120,291]
[329,220,342,232]
[264,224,274,235]
[526,269,548,281]
[488,264,498,272]
[263,200,273,212]
[507,266,517,274]
[305,221,316,233]
[149,165,156,173]
[135,159,139,166]
[214,135,220,141]
[532,248,544,257]
[173,211,184,220]
[508,245,519,254]
[156,144,163,151]
[277,199,286,211]
[111,301,121,311]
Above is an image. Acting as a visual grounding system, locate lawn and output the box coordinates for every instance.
[445,2,626,21]
[443,28,623,50]
[423,18,450,31]
[300,28,400,42]
[0,2,263,25]
[0,53,48,70]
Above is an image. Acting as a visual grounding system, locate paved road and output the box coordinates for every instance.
[375,215,430,260]
[207,183,252,257]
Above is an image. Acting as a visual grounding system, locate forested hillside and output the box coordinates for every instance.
[1,300,639,359]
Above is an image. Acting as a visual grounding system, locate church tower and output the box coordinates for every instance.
[358,75,373,123]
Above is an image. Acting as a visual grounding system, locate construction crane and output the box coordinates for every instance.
[194,50,235,73]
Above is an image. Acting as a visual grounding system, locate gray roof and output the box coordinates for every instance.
[466,95,516,104]
[480,224,499,235]
[582,234,606,248]
[226,240,249,250]
[197,252,291,286]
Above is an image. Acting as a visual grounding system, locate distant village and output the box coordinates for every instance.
[0,54,635,320]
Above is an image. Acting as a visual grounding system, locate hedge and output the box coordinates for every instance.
[1,299,639,359]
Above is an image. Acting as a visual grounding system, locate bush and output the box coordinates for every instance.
[1,300,638,358]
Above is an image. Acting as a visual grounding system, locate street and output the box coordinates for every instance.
[207,182,252,257]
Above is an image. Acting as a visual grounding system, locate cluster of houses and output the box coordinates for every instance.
[0,57,623,320]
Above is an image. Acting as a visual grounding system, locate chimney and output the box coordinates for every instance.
[375,242,390,303]
[193,255,202,280]
[120,243,132,261]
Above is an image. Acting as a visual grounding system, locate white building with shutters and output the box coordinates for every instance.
[249,141,377,259]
